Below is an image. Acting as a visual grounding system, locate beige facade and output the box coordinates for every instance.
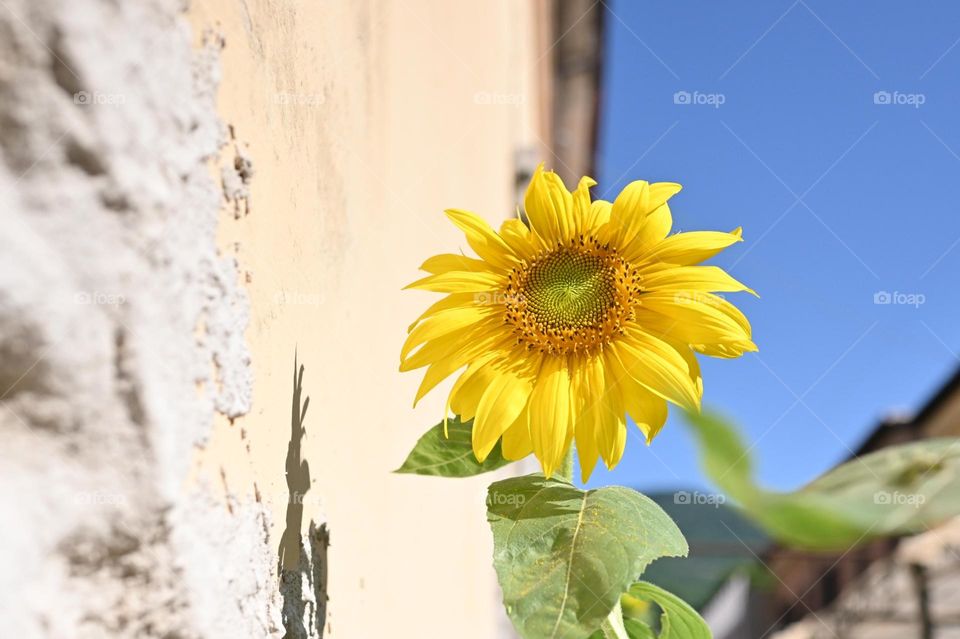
[188,1,557,636]
[0,0,602,636]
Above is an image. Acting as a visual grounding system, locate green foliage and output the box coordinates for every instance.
[685,410,960,549]
[487,475,688,639]
[622,619,659,639]
[588,582,711,639]
[627,582,712,638]
[394,416,511,477]
[639,492,769,610]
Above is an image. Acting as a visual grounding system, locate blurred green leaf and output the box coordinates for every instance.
[638,492,769,610]
[394,416,511,477]
[685,410,960,549]
[488,475,688,639]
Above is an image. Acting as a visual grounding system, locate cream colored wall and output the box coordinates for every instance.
[188,1,551,636]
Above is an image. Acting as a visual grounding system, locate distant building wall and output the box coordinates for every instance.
[772,516,960,639]
[760,370,960,638]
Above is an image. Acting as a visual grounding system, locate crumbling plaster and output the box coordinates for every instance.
[0,0,272,636]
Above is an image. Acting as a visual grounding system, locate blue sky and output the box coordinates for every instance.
[586,0,960,492]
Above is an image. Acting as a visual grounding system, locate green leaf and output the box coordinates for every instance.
[623,619,658,639]
[685,410,960,549]
[394,416,511,477]
[627,582,712,639]
[588,618,656,639]
[487,474,688,639]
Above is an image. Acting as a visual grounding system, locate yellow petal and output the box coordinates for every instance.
[472,371,533,462]
[499,218,537,261]
[640,265,757,296]
[613,180,682,220]
[571,355,603,481]
[442,354,498,434]
[612,330,701,411]
[602,348,670,443]
[407,292,478,333]
[638,292,752,344]
[420,253,492,275]
[594,355,627,469]
[644,227,743,265]
[610,181,681,247]
[527,357,573,478]
[693,341,758,358]
[412,336,509,406]
[629,387,668,444]
[621,203,673,260]
[501,409,533,461]
[450,360,498,421]
[636,307,757,356]
[405,270,505,293]
[571,176,597,230]
[524,164,573,245]
[597,412,626,470]
[574,419,600,482]
[400,316,502,372]
[583,199,612,231]
[401,304,497,361]
[444,209,518,271]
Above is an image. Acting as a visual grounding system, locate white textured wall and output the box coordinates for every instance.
[0,0,272,635]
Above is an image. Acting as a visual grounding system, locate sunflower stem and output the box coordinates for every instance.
[557,446,576,483]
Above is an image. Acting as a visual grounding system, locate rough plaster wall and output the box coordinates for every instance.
[0,0,278,635]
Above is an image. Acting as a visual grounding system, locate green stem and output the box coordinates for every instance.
[557,445,576,483]
[599,600,627,638]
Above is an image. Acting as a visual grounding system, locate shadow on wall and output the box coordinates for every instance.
[278,352,329,639]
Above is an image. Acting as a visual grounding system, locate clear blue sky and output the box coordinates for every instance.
[586,0,960,492]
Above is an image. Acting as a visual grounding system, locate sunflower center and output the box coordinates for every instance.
[523,251,616,330]
[503,237,643,355]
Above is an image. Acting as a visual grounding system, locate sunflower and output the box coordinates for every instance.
[401,166,756,481]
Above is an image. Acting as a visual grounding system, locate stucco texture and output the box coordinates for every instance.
[0,0,267,636]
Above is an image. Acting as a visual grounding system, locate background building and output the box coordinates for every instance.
[651,370,960,639]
